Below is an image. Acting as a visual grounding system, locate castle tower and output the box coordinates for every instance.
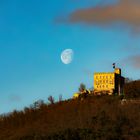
[114,68,121,75]
[93,67,125,96]
[115,68,121,95]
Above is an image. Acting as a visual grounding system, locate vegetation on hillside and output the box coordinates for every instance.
[0,80,140,140]
[124,79,140,98]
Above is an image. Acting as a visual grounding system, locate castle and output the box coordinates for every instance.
[94,67,125,95]
[73,65,125,98]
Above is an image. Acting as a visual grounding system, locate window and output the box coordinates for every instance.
[96,81,99,85]
[110,80,113,84]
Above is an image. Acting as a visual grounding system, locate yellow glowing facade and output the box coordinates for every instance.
[73,68,124,98]
[94,73,115,95]
[94,68,124,95]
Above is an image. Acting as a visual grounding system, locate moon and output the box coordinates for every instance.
[61,49,74,64]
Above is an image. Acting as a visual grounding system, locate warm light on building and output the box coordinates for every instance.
[94,68,125,95]
[73,67,125,99]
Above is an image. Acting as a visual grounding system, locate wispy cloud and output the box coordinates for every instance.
[123,46,140,53]
[123,54,140,69]
[120,45,140,69]
[58,0,140,30]
[8,94,21,102]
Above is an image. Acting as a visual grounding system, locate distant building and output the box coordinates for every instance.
[94,68,125,95]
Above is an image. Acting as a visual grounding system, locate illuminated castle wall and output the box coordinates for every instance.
[94,68,125,95]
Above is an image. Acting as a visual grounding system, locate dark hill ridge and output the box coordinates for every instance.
[124,79,140,98]
[0,80,140,140]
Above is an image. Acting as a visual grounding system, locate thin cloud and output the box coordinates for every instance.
[123,55,140,69]
[9,94,21,102]
[123,46,140,53]
[58,0,140,30]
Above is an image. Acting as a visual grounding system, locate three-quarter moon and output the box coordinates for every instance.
[61,49,74,64]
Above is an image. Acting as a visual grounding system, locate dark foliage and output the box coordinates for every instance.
[124,80,140,98]
[0,95,139,140]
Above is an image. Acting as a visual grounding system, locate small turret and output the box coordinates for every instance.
[114,68,121,75]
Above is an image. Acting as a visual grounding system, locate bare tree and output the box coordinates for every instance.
[79,83,86,92]
[59,94,62,102]
[48,96,55,104]
[125,77,133,83]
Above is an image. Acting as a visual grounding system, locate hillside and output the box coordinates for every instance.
[0,80,140,140]
[124,79,140,98]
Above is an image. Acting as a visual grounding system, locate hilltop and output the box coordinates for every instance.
[0,80,140,140]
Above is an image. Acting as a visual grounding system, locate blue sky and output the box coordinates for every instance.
[0,0,140,114]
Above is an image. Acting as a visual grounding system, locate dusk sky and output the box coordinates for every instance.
[1,0,140,114]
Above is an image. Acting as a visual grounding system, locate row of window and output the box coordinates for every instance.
[96,85,113,88]
[95,75,113,79]
[95,80,114,84]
